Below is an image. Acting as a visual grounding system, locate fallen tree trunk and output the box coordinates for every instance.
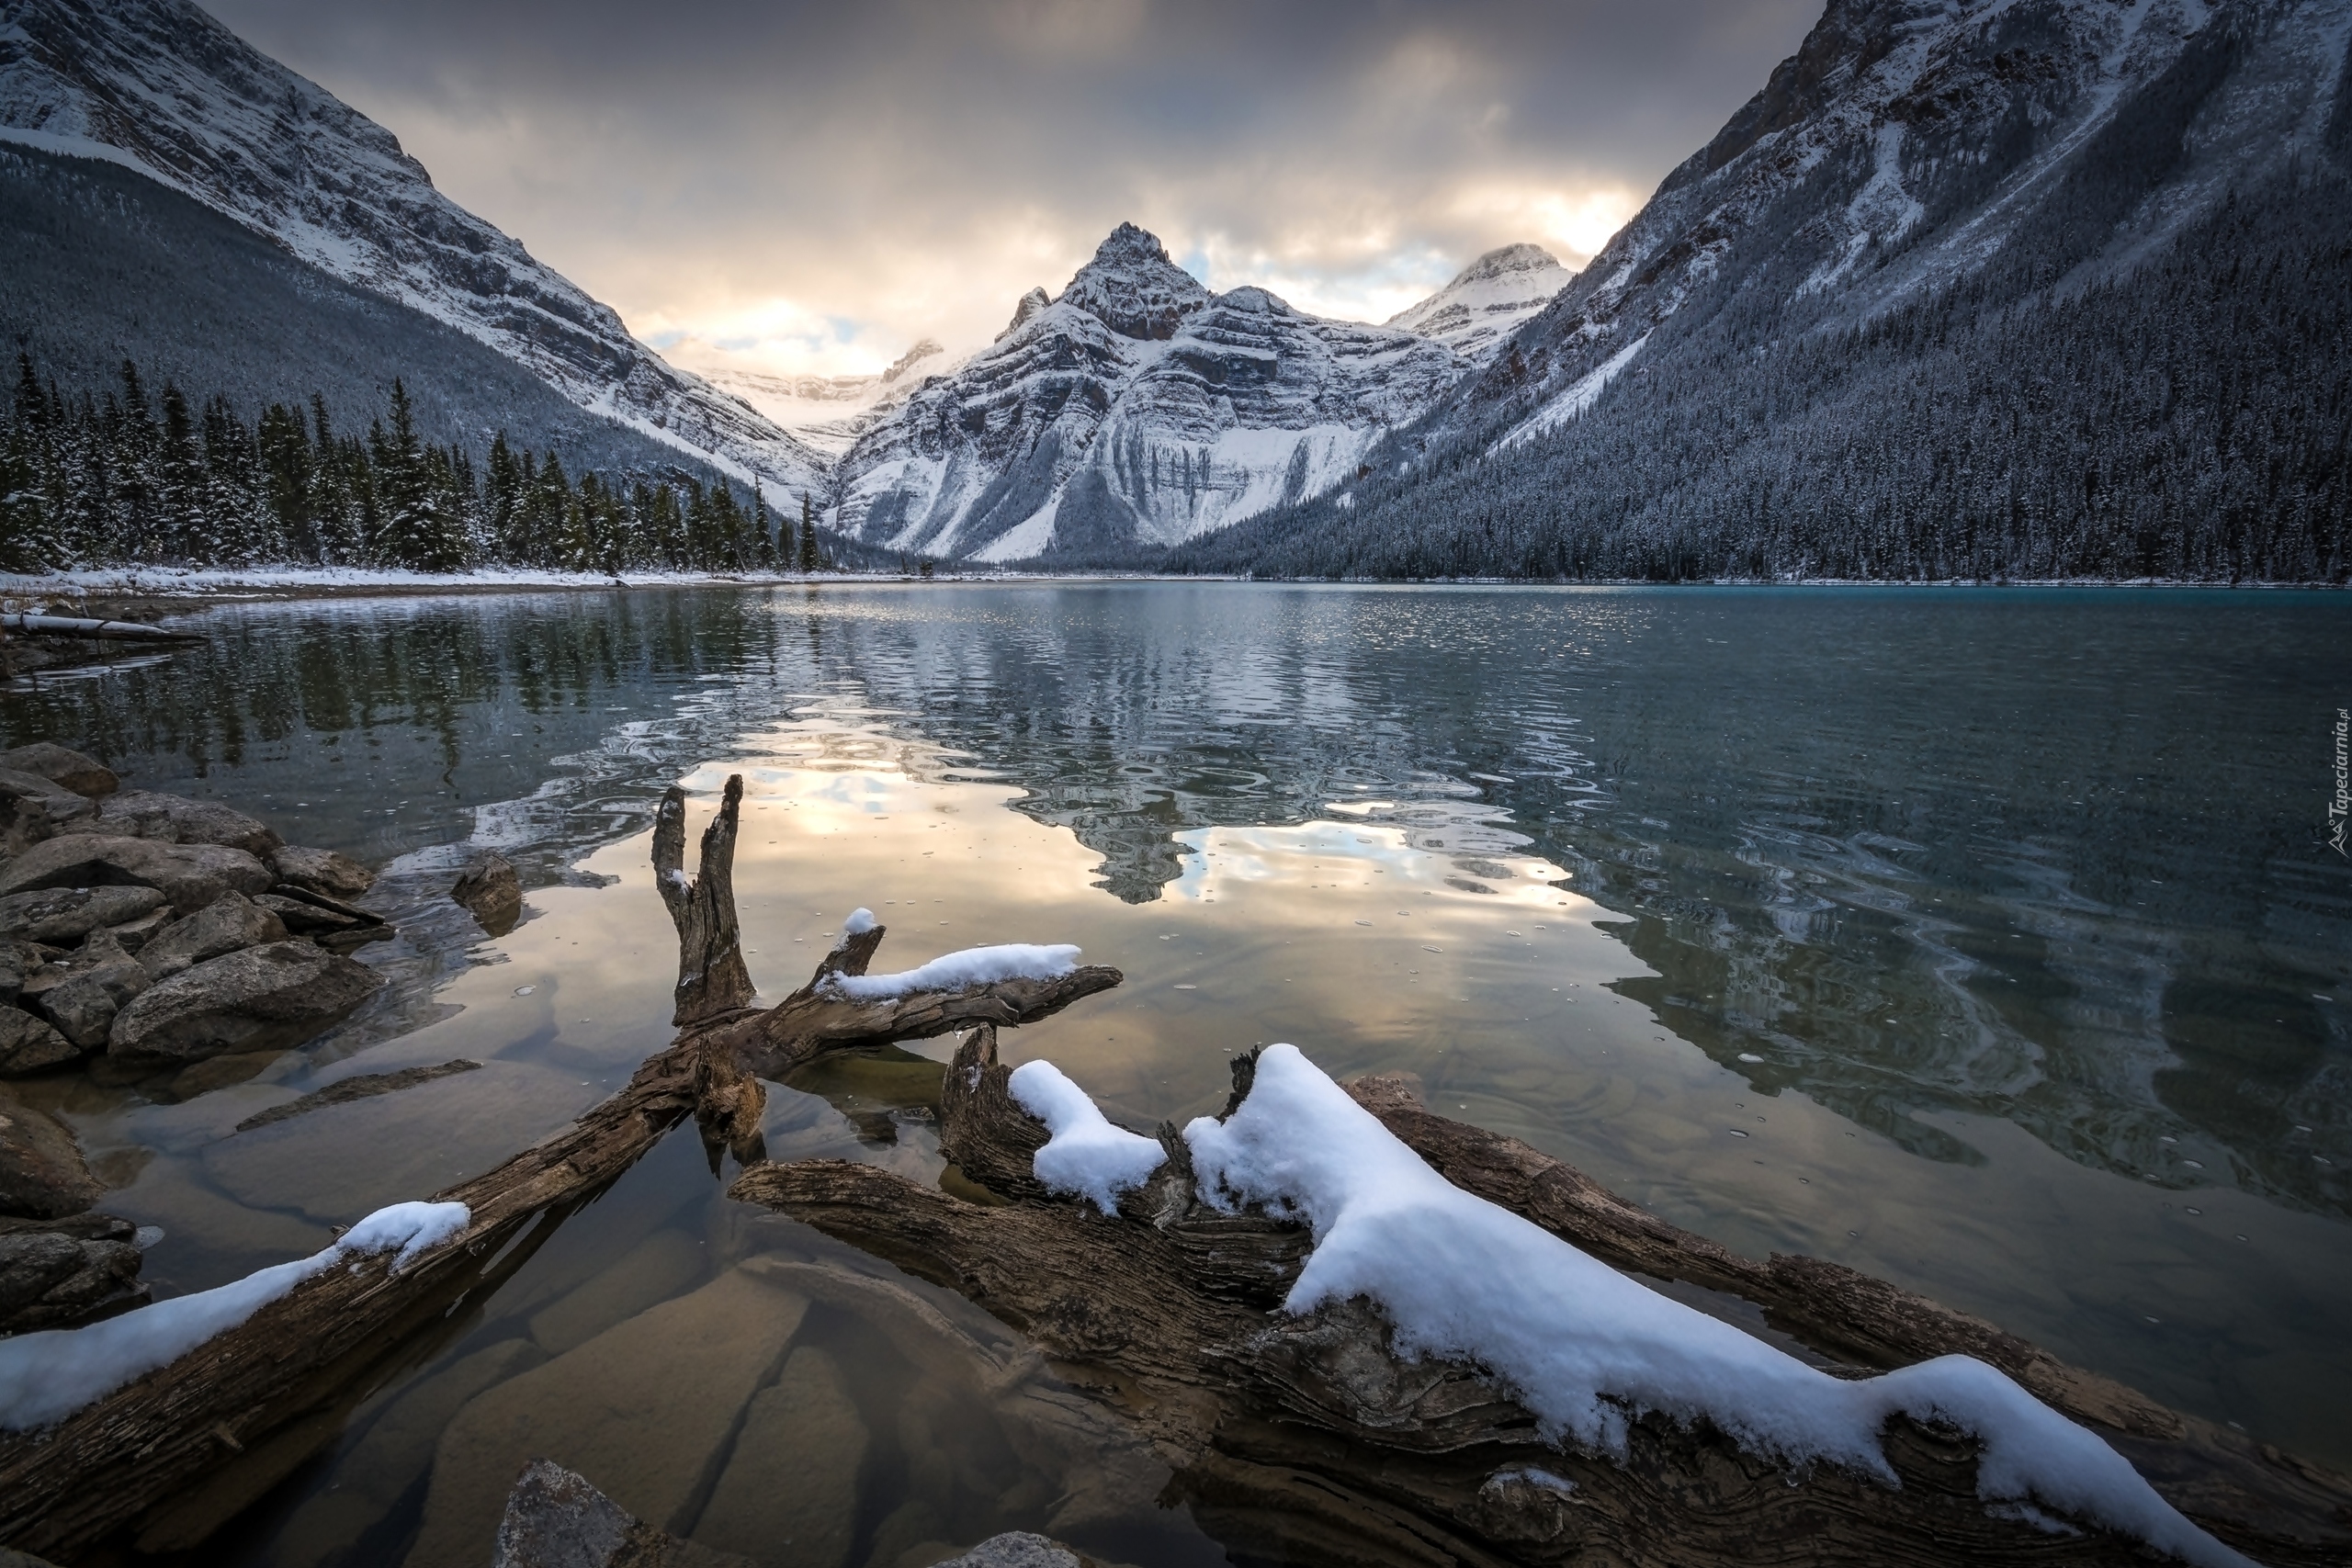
[0,613,198,641]
[0,773,1123,1560]
[731,1031,2352,1568]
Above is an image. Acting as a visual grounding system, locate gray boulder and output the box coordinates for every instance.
[0,1089,104,1218]
[107,941,383,1063]
[270,844,377,898]
[62,789,282,859]
[0,743,118,797]
[138,891,289,981]
[103,907,175,953]
[491,1460,753,1568]
[0,885,167,946]
[33,931,152,1050]
[0,1004,76,1076]
[0,1213,146,1334]
[0,835,273,914]
[933,1535,1087,1568]
[0,937,53,1008]
[0,768,97,854]
[452,851,522,936]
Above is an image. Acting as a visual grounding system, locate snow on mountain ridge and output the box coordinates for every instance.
[1385,242,1570,362]
[698,339,961,459]
[0,0,828,493]
[832,225,1466,561]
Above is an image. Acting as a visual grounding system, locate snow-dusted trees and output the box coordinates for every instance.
[0,355,854,575]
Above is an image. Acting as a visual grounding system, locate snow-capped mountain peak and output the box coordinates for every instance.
[1052,221,1214,341]
[1385,243,1570,361]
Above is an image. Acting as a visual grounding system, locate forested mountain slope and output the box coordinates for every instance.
[1166,0,2352,581]
[0,0,827,495]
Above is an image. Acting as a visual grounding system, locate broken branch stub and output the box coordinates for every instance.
[652,776,755,1025]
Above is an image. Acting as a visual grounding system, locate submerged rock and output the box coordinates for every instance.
[0,742,119,798]
[107,940,383,1063]
[412,1270,808,1568]
[695,1345,868,1567]
[62,789,283,860]
[0,1004,76,1076]
[451,851,522,936]
[136,891,289,981]
[231,1058,482,1134]
[0,1213,147,1334]
[0,768,97,854]
[0,835,273,915]
[269,844,377,898]
[0,1089,104,1218]
[490,1459,753,1568]
[0,885,168,947]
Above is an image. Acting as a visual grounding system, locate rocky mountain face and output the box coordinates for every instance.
[1384,243,1568,362]
[1176,0,2352,581]
[0,0,827,495]
[833,223,1466,561]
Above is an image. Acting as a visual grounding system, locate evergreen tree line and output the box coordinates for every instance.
[1161,149,2351,582]
[0,356,845,575]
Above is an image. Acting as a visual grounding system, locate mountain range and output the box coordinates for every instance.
[3,0,2345,579]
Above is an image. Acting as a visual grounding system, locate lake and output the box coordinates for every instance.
[5,581,2346,1567]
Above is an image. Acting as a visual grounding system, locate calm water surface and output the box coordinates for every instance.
[4,583,2346,1567]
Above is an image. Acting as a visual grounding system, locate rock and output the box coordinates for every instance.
[0,885,166,945]
[32,931,152,1050]
[933,1535,1086,1568]
[0,767,97,854]
[102,907,175,953]
[490,1459,754,1568]
[137,891,289,980]
[62,789,282,858]
[270,1337,547,1568]
[0,1004,76,1075]
[107,941,382,1063]
[0,835,273,915]
[0,937,52,1007]
[204,1059,597,1222]
[232,1058,482,1133]
[0,1088,105,1218]
[408,1270,808,1568]
[0,742,118,797]
[269,844,376,898]
[695,1345,869,1568]
[256,887,390,953]
[451,851,522,936]
[255,892,361,938]
[0,1215,146,1333]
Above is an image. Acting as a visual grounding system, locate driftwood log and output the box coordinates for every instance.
[0,613,197,641]
[0,774,1121,1561]
[730,1030,2352,1568]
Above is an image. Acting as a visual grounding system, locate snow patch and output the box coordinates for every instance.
[0,1200,469,1432]
[820,943,1080,1001]
[1009,1059,1167,1212]
[1180,1046,2249,1568]
[1498,334,1649,448]
[841,907,878,935]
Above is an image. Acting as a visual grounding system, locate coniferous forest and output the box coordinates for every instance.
[0,355,851,576]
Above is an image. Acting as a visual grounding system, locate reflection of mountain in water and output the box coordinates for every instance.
[6,584,2346,1220]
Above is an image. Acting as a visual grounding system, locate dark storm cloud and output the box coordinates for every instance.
[203,0,1818,376]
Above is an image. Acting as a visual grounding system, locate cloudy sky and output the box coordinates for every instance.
[206,0,1818,380]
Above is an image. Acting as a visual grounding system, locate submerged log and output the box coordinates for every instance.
[0,614,197,642]
[0,773,1124,1560]
[731,1032,2352,1568]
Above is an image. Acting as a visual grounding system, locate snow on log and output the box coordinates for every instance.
[1008,1059,1165,1212]
[0,1201,468,1432]
[733,1027,2352,1568]
[1185,1044,2245,1568]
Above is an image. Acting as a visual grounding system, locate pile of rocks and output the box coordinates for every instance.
[0,744,388,1077]
[0,742,392,1337]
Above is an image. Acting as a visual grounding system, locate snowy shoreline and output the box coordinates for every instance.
[1,567,2338,606]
